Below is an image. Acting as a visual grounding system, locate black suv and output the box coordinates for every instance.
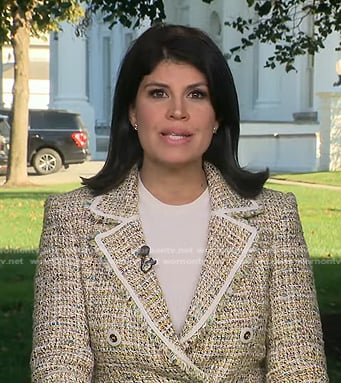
[0,108,89,175]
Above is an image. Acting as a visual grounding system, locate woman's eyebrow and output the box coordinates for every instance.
[143,81,169,89]
[186,82,208,90]
[143,81,208,90]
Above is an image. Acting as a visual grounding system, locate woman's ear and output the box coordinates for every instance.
[213,120,220,134]
[129,105,136,127]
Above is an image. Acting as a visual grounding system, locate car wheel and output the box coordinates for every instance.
[33,148,62,175]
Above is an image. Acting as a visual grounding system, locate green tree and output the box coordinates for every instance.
[0,1,83,186]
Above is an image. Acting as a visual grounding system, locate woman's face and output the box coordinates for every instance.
[129,60,218,170]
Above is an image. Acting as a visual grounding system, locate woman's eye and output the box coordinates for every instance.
[188,90,207,99]
[149,89,167,98]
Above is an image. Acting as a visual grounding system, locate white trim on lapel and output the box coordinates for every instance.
[89,195,139,221]
[180,210,257,344]
[178,163,263,343]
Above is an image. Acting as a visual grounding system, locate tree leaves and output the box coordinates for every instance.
[80,0,166,30]
[255,0,272,16]
[226,0,341,71]
[0,1,84,43]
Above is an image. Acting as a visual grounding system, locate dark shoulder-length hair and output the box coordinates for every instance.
[83,23,269,198]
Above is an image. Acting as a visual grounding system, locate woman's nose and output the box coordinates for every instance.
[167,98,189,120]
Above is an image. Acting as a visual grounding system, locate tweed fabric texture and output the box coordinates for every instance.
[31,163,328,382]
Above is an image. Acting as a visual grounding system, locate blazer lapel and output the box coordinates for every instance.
[180,163,263,344]
[88,167,209,381]
[89,168,177,340]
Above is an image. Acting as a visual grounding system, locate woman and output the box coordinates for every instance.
[31,24,328,382]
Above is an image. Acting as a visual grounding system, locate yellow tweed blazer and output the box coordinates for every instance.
[31,163,328,382]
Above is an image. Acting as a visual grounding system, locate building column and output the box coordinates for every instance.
[49,23,96,159]
[316,91,341,171]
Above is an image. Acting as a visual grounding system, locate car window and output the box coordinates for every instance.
[0,109,84,131]
[48,114,78,130]
[29,112,80,130]
[29,113,45,130]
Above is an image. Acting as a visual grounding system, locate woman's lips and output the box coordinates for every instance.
[160,132,192,143]
[162,132,189,139]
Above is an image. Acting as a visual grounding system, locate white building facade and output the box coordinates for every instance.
[48,0,340,172]
[1,37,50,109]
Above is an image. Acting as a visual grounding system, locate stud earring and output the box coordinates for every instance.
[213,126,218,134]
[133,123,138,131]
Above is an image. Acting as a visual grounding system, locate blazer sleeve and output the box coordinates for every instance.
[31,195,94,382]
[266,192,329,382]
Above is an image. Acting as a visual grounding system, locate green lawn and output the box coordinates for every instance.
[265,182,341,259]
[272,170,341,187]
[0,174,340,381]
[0,183,80,250]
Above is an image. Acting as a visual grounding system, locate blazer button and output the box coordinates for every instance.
[240,327,254,344]
[107,329,121,347]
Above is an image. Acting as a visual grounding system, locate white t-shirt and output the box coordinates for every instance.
[138,177,211,334]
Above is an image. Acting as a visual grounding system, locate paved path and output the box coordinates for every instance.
[28,161,105,186]
[0,161,105,186]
